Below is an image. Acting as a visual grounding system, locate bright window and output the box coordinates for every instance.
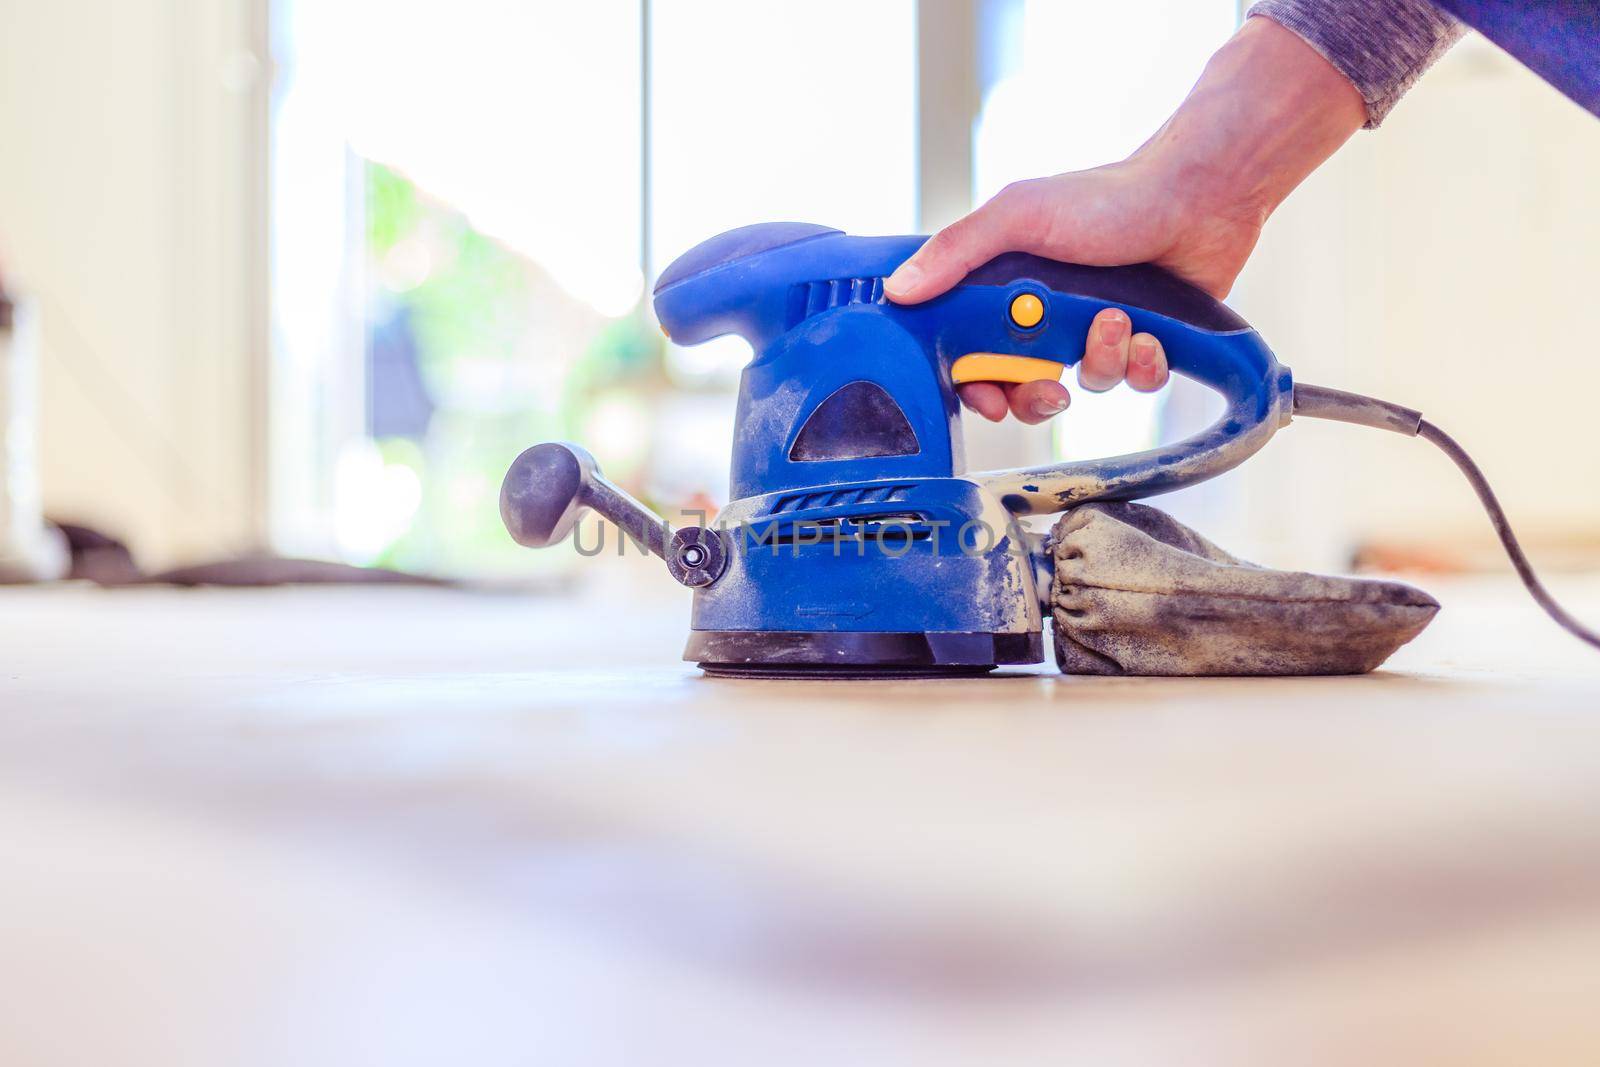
[645,0,917,502]
[974,0,1237,466]
[271,0,916,575]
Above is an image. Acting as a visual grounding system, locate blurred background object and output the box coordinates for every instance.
[0,274,70,582]
[0,0,1595,579]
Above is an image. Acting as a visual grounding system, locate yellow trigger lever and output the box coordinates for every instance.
[950,353,1066,386]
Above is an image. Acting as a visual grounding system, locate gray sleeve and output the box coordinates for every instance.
[1246,0,1466,127]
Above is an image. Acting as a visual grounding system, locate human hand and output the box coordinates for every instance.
[884,15,1365,425]
[885,160,1262,422]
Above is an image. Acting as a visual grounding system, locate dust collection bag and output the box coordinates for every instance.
[1049,503,1439,676]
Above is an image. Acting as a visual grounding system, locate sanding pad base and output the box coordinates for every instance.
[698,663,998,680]
[686,629,1041,679]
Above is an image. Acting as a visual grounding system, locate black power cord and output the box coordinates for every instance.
[1294,383,1600,653]
[1417,419,1600,652]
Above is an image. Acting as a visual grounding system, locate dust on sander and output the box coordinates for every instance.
[1049,503,1438,676]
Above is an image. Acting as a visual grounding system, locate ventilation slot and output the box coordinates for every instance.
[769,484,915,515]
[753,516,935,547]
[786,276,887,325]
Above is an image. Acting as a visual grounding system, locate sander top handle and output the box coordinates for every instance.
[652,222,1293,514]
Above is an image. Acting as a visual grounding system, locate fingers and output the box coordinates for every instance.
[1005,379,1071,424]
[957,379,1071,424]
[1078,310,1170,392]
[884,184,1029,305]
[956,382,1009,422]
[1125,332,1169,392]
[1078,308,1131,391]
[957,308,1167,423]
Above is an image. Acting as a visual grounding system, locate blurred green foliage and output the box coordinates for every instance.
[362,161,663,576]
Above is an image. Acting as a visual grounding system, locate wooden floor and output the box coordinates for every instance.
[1,568,1598,1065]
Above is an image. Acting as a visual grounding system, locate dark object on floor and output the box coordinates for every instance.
[144,557,447,587]
[53,522,445,588]
[1049,503,1439,676]
[55,522,140,585]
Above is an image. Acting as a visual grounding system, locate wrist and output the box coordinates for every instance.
[1134,16,1365,231]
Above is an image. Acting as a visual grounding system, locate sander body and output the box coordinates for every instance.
[500,222,1597,675]
[503,222,1294,677]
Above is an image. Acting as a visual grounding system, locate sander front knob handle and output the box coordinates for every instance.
[500,442,729,587]
[500,442,669,558]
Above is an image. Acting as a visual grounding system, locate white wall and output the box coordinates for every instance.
[0,0,266,568]
[1223,34,1600,568]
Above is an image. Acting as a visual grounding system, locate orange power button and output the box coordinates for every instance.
[1009,292,1045,329]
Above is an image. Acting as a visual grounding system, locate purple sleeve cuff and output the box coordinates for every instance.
[1247,0,1466,127]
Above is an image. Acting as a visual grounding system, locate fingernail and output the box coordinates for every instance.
[884,262,923,298]
[1133,340,1157,367]
[1097,314,1126,347]
[1032,396,1070,418]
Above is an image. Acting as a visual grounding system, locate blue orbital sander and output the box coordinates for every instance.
[500,222,1598,677]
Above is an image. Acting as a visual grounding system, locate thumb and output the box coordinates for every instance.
[884,191,1022,305]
